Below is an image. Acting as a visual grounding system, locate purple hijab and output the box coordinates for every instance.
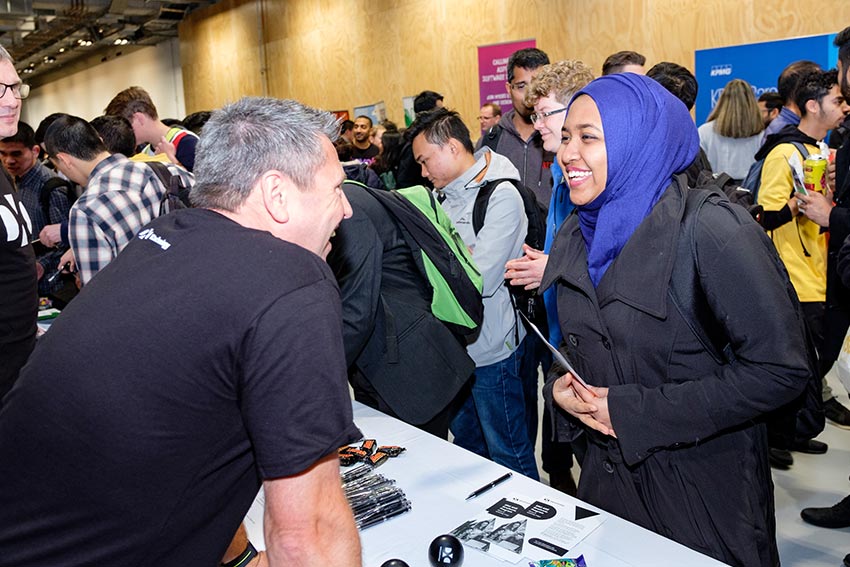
[570,73,699,287]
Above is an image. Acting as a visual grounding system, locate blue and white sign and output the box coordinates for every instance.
[695,34,838,125]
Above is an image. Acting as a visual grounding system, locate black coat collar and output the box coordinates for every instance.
[541,176,688,320]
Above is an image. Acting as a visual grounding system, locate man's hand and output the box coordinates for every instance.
[221,524,267,567]
[39,223,62,247]
[56,248,81,289]
[504,244,548,290]
[797,190,833,228]
[551,373,615,437]
[58,248,76,275]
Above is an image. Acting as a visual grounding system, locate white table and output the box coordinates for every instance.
[244,402,728,567]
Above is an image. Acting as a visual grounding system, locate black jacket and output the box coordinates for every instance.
[327,186,473,425]
[541,179,809,567]
[821,137,850,364]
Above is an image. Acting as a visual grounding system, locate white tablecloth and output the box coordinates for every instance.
[244,401,728,567]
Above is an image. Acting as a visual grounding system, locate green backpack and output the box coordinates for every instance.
[345,180,484,339]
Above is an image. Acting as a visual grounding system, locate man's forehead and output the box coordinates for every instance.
[411,135,435,158]
[0,60,19,83]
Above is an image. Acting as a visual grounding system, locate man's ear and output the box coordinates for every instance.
[31,145,40,158]
[259,170,291,224]
[53,152,73,171]
[806,98,820,117]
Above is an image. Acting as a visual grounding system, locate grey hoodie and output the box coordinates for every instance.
[440,148,527,366]
[475,108,554,212]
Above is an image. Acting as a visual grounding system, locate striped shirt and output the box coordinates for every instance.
[69,154,194,285]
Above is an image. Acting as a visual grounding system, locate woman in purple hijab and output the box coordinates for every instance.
[541,74,810,567]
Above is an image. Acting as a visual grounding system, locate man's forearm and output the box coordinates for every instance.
[265,488,361,566]
[263,455,362,567]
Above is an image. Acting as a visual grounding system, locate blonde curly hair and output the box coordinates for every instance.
[525,60,595,107]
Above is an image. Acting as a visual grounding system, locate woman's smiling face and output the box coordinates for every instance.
[558,95,607,206]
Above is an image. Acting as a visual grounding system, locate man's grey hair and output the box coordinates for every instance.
[190,97,339,211]
[0,45,15,64]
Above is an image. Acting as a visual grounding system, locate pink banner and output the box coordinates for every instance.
[478,39,537,112]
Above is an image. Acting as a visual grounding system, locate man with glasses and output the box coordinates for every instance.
[0,45,35,401]
[44,115,193,286]
[477,48,553,467]
[477,102,502,135]
[477,48,552,212]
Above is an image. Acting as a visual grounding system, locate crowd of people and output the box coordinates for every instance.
[2,26,850,567]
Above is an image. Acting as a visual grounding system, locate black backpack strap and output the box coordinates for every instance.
[668,187,733,365]
[146,162,191,209]
[471,178,504,235]
[40,177,73,223]
[472,177,524,235]
[480,125,503,152]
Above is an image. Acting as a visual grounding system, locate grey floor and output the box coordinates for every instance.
[535,370,850,567]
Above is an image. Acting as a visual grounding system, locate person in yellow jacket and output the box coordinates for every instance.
[758,67,850,459]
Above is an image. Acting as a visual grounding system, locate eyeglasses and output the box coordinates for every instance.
[509,81,528,92]
[530,107,567,124]
[0,82,29,100]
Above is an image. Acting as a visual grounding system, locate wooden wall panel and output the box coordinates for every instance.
[179,0,264,112]
[179,0,850,129]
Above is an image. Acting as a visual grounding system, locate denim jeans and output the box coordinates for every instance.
[450,337,539,480]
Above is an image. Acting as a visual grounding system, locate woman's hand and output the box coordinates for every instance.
[551,373,615,438]
[504,244,548,290]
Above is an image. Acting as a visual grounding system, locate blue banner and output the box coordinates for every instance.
[695,34,838,125]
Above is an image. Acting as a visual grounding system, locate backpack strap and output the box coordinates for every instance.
[146,162,191,210]
[472,178,517,235]
[470,177,528,342]
[668,186,734,365]
[480,125,503,153]
[790,141,810,161]
[40,177,73,223]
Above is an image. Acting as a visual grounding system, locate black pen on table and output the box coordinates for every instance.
[465,472,512,501]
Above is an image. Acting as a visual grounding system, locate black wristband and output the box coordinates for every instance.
[220,541,258,567]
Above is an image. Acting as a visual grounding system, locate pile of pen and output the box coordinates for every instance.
[342,463,411,530]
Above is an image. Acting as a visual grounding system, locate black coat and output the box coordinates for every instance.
[327,186,473,425]
[823,141,850,364]
[541,180,809,567]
